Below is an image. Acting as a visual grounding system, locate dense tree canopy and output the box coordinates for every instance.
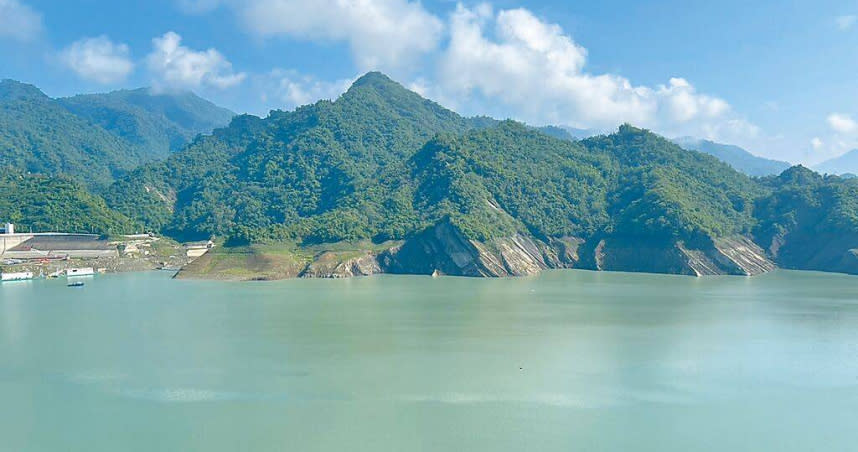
[3,72,858,275]
[0,170,138,234]
[0,79,233,190]
[105,73,781,248]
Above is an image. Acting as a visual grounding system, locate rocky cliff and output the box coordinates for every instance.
[573,234,774,276]
[758,231,858,276]
[175,220,778,280]
[378,220,580,277]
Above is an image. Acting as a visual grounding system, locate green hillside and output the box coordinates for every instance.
[0,79,234,190]
[4,72,857,277]
[107,73,766,251]
[59,88,235,159]
[0,170,138,235]
[753,166,858,273]
[0,80,145,189]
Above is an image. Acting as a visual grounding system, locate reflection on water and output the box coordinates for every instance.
[1,270,857,451]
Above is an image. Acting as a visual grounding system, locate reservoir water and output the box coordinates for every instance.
[1,270,857,451]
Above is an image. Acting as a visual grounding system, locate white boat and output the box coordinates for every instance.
[66,267,95,277]
[1,271,34,282]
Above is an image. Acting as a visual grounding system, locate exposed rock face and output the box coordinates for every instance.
[300,252,381,278]
[176,222,781,281]
[576,235,774,276]
[379,220,579,277]
[711,236,775,275]
[762,231,858,275]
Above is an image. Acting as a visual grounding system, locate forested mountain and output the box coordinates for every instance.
[3,72,857,277]
[59,88,235,159]
[673,137,791,177]
[815,149,858,176]
[107,72,858,278]
[0,170,137,235]
[106,72,474,242]
[0,79,234,189]
[0,80,145,188]
[754,166,858,274]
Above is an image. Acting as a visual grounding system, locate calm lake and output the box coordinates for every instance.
[1,270,857,451]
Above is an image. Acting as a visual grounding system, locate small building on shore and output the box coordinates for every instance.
[184,240,215,259]
[0,223,14,235]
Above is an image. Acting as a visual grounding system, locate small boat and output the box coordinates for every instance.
[67,281,85,287]
[67,267,95,277]
[1,271,34,282]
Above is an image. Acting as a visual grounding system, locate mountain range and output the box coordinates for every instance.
[815,149,858,176]
[0,79,234,189]
[672,137,792,177]
[1,72,857,278]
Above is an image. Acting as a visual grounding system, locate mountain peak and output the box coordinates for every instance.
[351,71,398,88]
[0,79,49,102]
[343,72,414,99]
[815,149,858,176]
[777,165,821,184]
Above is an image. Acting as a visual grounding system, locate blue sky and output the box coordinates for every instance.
[1,0,856,164]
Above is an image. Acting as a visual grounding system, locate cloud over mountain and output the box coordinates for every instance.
[428,4,754,143]
[60,36,134,84]
[167,1,759,147]
[146,31,246,90]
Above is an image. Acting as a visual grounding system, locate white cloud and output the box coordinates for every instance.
[828,113,857,134]
[836,15,856,31]
[59,36,134,84]
[146,31,246,90]
[176,1,760,150]
[261,69,353,109]
[811,137,823,150]
[187,0,443,71]
[658,77,730,122]
[430,4,753,143]
[0,0,42,41]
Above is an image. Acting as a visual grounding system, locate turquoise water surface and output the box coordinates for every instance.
[1,270,857,451]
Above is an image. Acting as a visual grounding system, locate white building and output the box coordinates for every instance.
[0,223,14,235]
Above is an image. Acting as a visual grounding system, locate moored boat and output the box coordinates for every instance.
[1,271,34,282]
[66,267,95,277]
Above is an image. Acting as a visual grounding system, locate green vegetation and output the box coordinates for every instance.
[106,73,771,249]
[0,80,144,189]
[4,72,858,275]
[753,166,858,271]
[0,171,138,234]
[59,88,235,159]
[0,79,233,190]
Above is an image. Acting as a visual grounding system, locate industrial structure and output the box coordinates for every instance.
[1,222,118,259]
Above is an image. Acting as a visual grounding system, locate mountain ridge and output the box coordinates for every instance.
[672,137,791,177]
[0,79,235,189]
[815,149,858,175]
[105,72,858,278]
[3,72,857,278]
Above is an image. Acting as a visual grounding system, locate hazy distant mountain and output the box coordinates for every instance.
[536,125,602,140]
[59,88,235,159]
[0,79,234,189]
[0,79,144,188]
[814,149,858,176]
[673,137,791,177]
[469,119,600,141]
